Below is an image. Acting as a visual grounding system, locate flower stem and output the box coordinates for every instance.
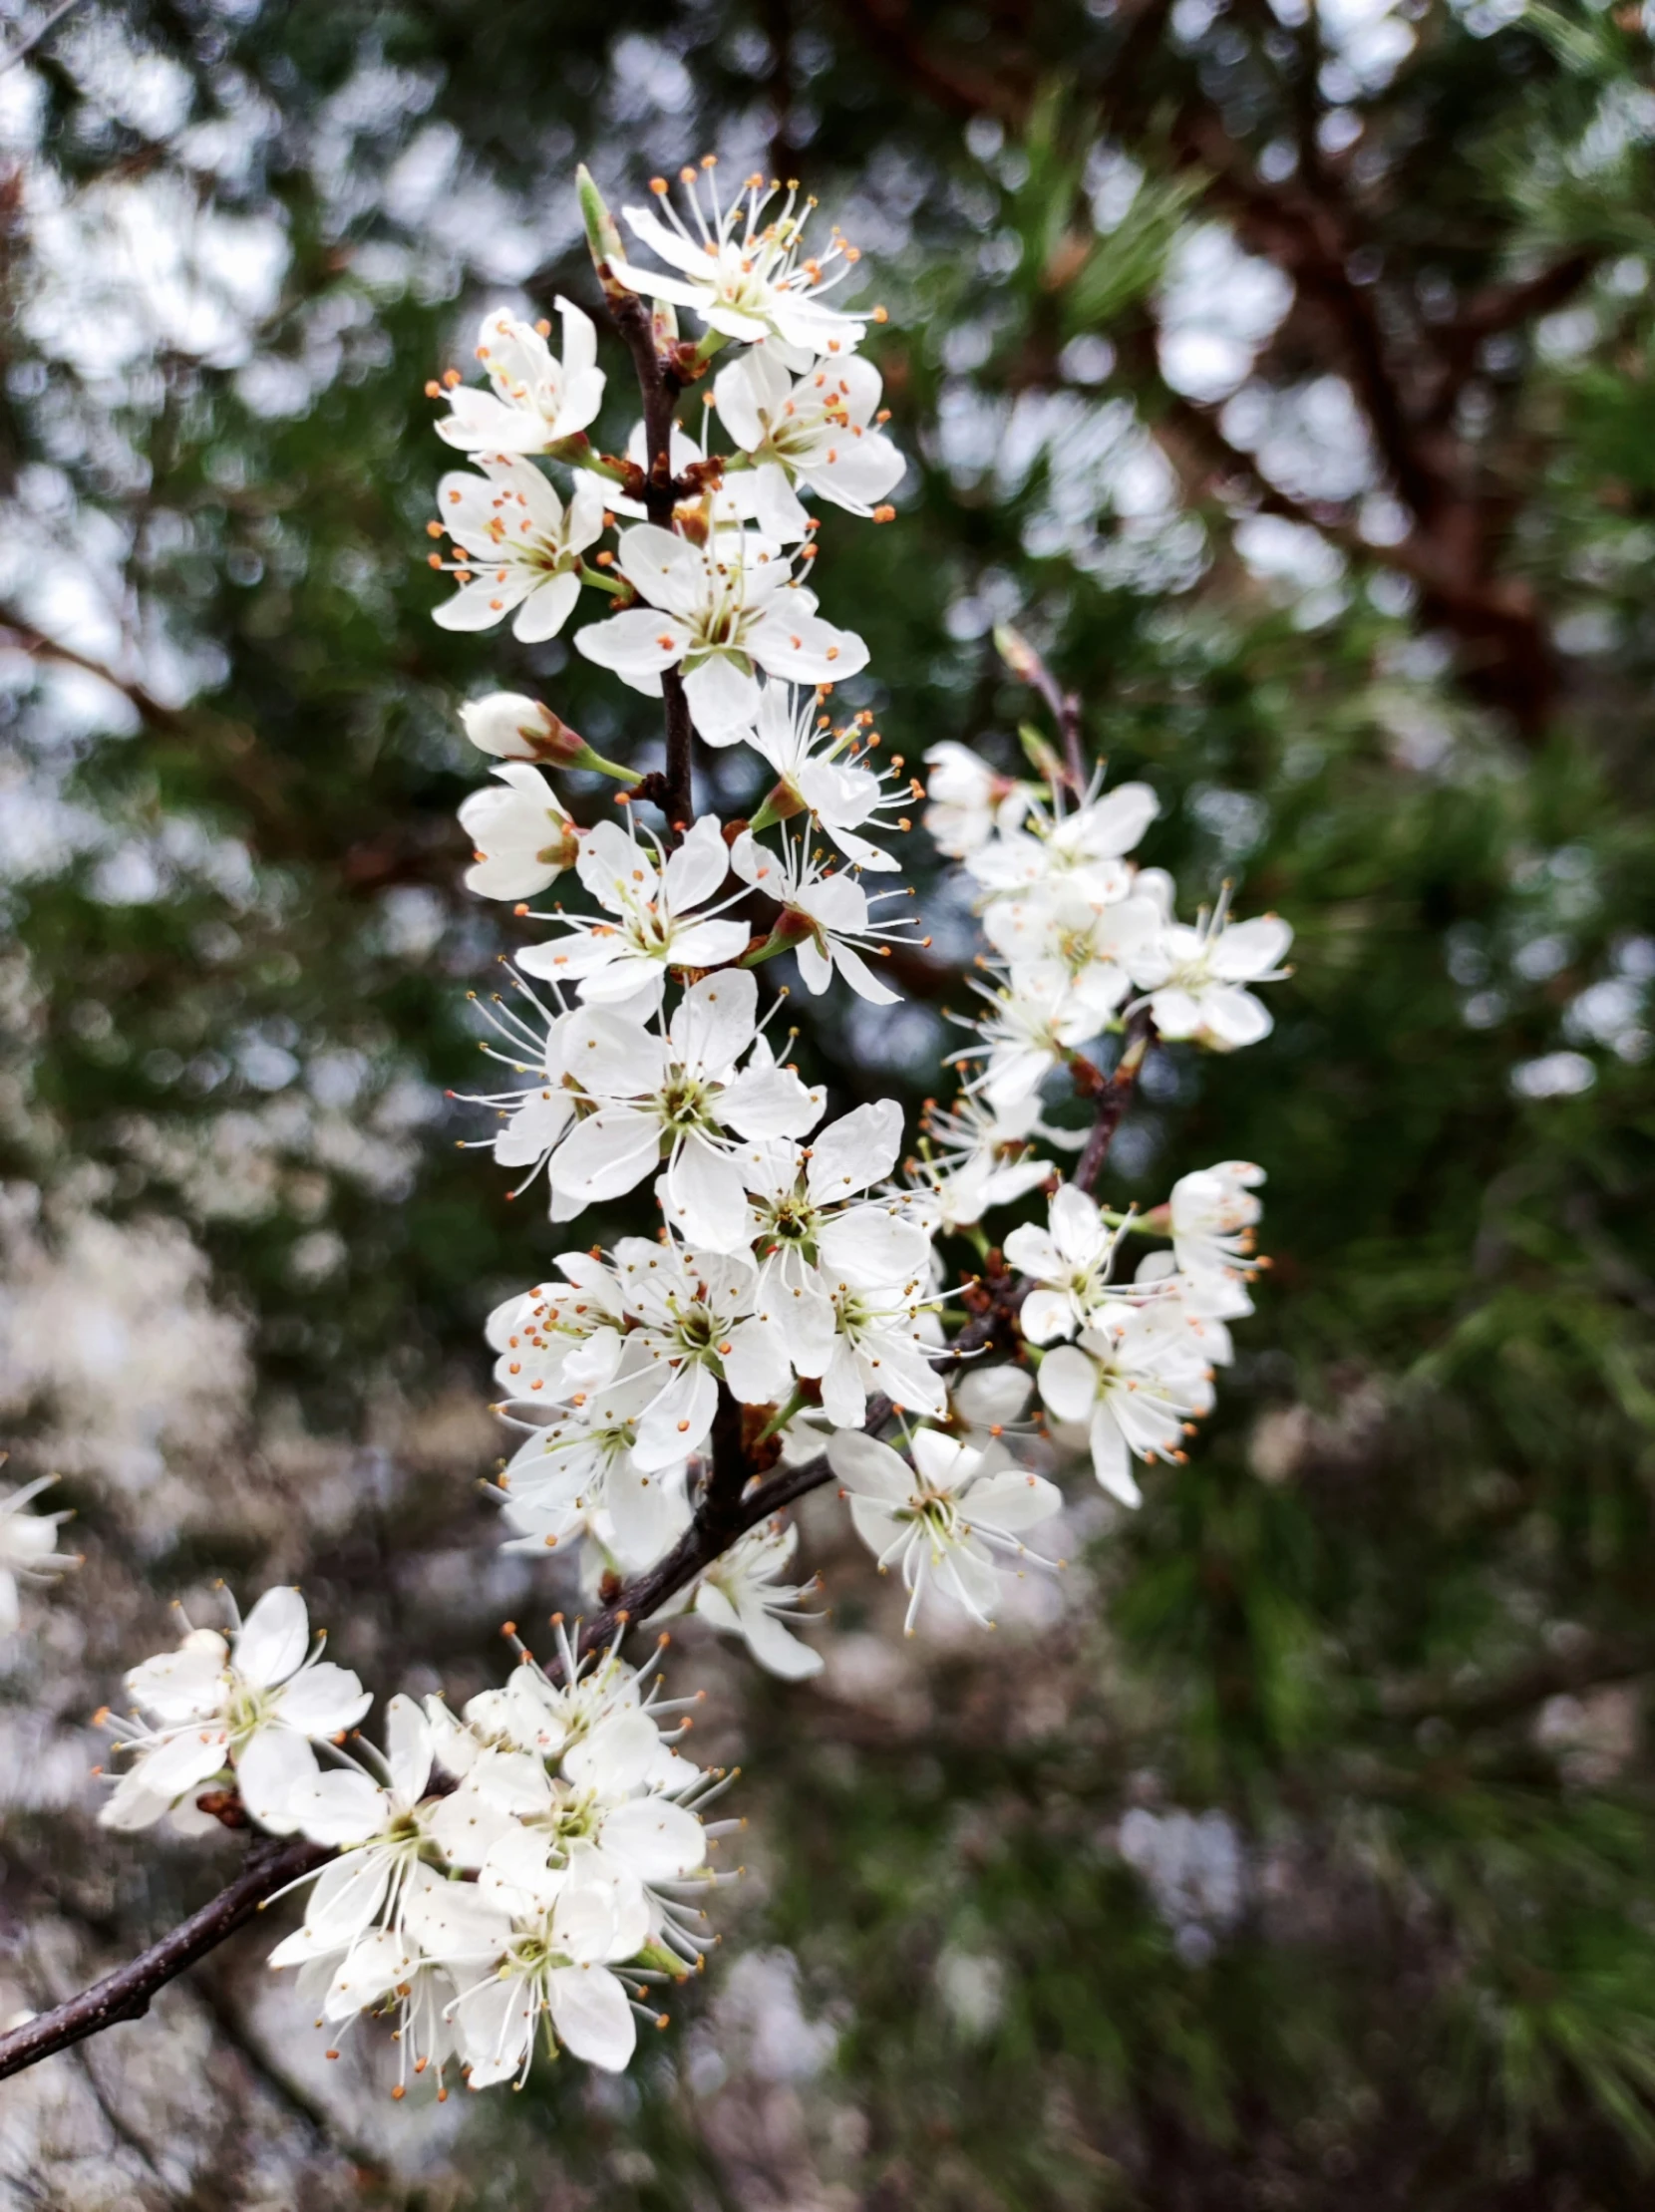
[579,562,627,597]
[752,1386,810,1448]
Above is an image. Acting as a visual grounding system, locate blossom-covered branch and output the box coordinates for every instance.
[10,151,1294,2101]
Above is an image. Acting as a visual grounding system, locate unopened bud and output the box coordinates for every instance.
[459,691,631,781]
[994,623,1040,683]
[576,164,627,293]
[1016,720,1066,786]
[461,692,563,761]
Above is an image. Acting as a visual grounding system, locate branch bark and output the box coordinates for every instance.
[600,281,695,840]
[1074,1008,1155,1194]
[0,1835,328,2081]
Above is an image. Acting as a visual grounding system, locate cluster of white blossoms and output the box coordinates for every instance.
[73,158,1292,2104]
[918,730,1282,1505]
[439,161,1289,1664]
[99,1596,729,2087]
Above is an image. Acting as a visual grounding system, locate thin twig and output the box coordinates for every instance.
[0,1835,328,2081]
[0,0,85,77]
[995,624,1087,791]
[1074,1008,1155,1194]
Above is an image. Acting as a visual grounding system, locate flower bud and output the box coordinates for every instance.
[994,623,1041,684]
[460,692,631,780]
[461,692,557,760]
[576,163,626,292]
[1016,720,1066,788]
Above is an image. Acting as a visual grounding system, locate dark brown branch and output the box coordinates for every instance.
[0,612,301,823]
[1415,248,1604,435]
[828,6,1575,734]
[1074,1008,1156,1194]
[599,280,695,841]
[1160,103,1445,529]
[702,1381,751,1537]
[658,670,695,837]
[1445,250,1602,354]
[0,1834,328,2082]
[1139,354,1558,724]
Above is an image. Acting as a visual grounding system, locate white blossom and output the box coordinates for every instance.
[739,1100,929,1378]
[1138,1247,1249,1361]
[459,763,581,900]
[1169,1160,1266,1286]
[575,524,867,744]
[828,1427,1061,1633]
[516,816,750,1013]
[818,1274,947,1428]
[432,1709,706,1896]
[267,1696,439,1953]
[258,1624,724,2092]
[498,1368,693,1570]
[1004,1182,1136,1345]
[923,742,1037,858]
[460,691,573,761]
[430,1628,678,1778]
[460,981,583,1196]
[436,301,605,454]
[293,1907,457,2089]
[713,348,901,541]
[946,1365,1036,1472]
[0,1472,78,1634]
[985,883,1162,1026]
[1128,892,1293,1048]
[952,972,1098,1107]
[964,782,1160,905]
[487,1255,634,1413]
[410,1859,645,2083]
[550,968,824,1247]
[610,166,869,365]
[610,1236,793,1461]
[747,684,910,872]
[100,1587,371,1835]
[1036,1295,1216,1505]
[682,1518,824,1679]
[905,1091,1062,1233]
[731,828,914,1004]
[432,458,605,641]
